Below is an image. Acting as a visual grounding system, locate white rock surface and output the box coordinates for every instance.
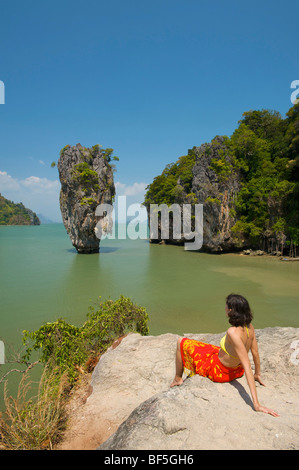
[58,328,299,450]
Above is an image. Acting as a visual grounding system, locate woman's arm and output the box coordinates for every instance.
[250,330,266,386]
[227,330,279,417]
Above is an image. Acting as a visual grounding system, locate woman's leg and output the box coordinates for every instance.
[170,338,184,387]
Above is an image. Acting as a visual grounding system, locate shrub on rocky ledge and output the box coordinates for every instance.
[22,295,149,383]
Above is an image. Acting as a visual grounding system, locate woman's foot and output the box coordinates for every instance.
[170,376,184,387]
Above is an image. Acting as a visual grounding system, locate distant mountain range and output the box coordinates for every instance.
[36,213,58,224]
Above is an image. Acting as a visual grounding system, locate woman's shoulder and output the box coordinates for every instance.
[226,326,239,339]
[227,324,254,337]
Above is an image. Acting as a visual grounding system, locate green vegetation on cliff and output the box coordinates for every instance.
[0,194,40,225]
[144,103,299,253]
[227,105,299,251]
[144,151,198,206]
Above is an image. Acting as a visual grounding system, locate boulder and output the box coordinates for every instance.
[58,328,299,450]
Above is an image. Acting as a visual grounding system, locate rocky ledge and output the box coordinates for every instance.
[58,327,299,450]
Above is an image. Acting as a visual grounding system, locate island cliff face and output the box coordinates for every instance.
[144,136,241,253]
[58,144,115,253]
[191,136,241,252]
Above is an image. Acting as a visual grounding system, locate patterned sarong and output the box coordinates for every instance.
[180,338,244,383]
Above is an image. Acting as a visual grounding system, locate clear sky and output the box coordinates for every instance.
[0,0,298,221]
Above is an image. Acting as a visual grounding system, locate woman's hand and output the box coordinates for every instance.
[254,403,279,417]
[254,374,266,386]
[253,374,279,416]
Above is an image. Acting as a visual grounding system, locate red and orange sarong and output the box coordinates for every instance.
[180,338,244,383]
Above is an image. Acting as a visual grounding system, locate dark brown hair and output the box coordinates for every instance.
[226,294,253,327]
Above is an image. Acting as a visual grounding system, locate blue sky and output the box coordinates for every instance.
[0,0,298,221]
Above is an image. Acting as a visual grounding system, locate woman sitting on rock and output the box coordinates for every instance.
[170,293,279,417]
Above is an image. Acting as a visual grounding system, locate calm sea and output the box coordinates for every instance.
[1,223,299,343]
[0,223,299,407]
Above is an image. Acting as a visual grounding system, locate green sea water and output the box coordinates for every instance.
[1,223,299,345]
[0,223,299,409]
